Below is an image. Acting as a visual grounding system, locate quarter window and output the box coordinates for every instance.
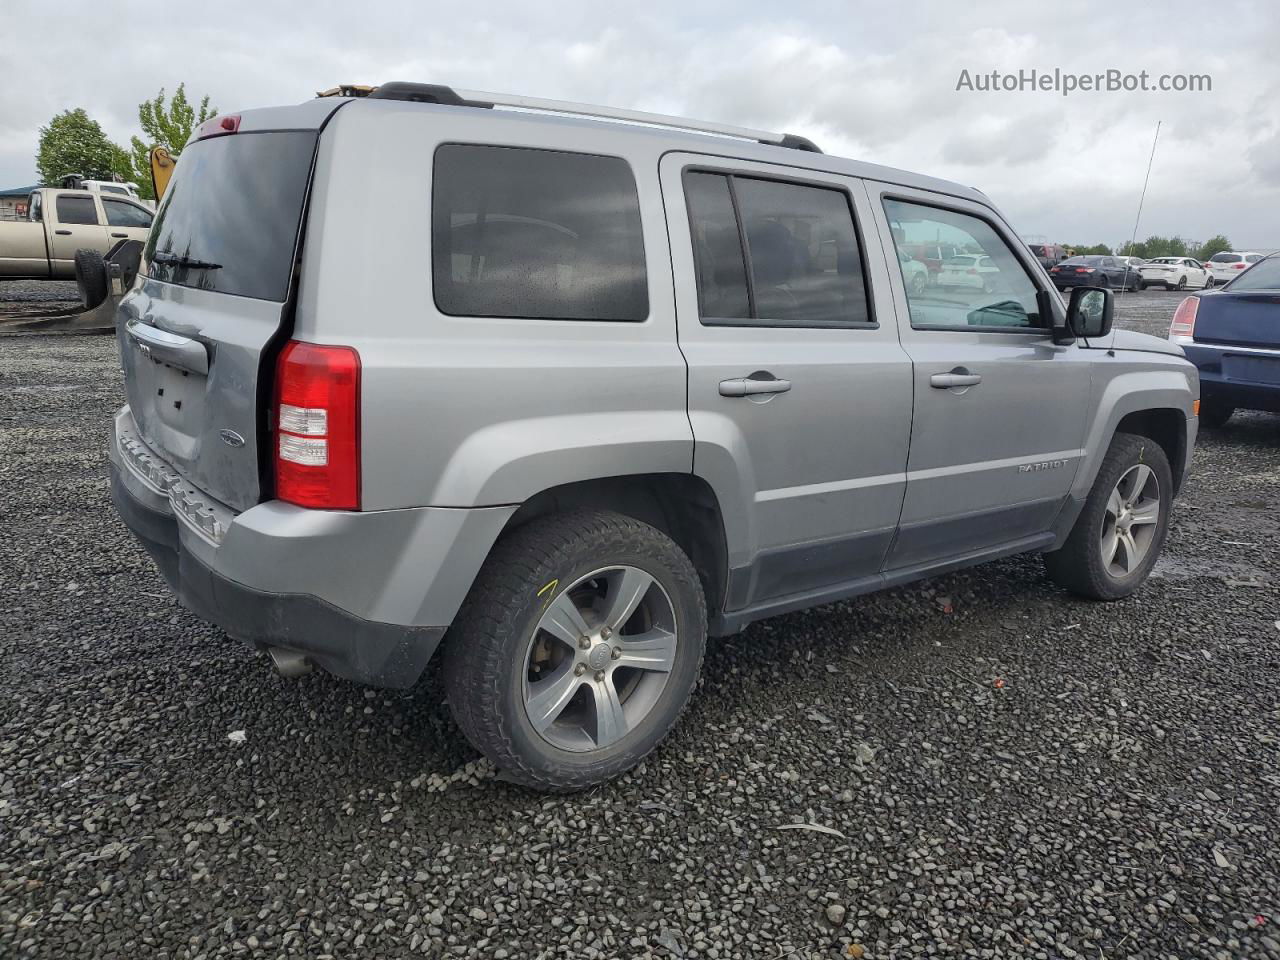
[432,145,648,322]
[883,198,1045,330]
[684,171,871,327]
[103,199,153,228]
[55,194,98,225]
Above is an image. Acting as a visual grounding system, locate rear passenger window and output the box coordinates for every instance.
[56,195,98,225]
[684,171,871,327]
[432,145,648,321]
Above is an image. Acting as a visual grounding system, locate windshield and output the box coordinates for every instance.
[1225,255,1280,290]
[144,131,317,301]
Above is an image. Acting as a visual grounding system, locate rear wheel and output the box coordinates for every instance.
[1044,432,1172,600]
[1199,399,1234,428]
[444,510,707,791]
[73,249,108,309]
[1177,275,1187,290]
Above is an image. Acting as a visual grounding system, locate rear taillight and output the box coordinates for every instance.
[1233,262,1247,269]
[1169,296,1199,340]
[1076,267,1093,273]
[967,268,977,275]
[273,340,360,510]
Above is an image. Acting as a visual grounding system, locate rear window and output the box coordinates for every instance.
[144,131,317,302]
[1210,253,1241,263]
[432,144,648,321]
[1226,255,1280,290]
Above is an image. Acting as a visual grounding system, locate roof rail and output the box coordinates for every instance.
[352,82,821,153]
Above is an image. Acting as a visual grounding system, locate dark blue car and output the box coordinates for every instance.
[1170,253,1280,426]
[1049,255,1142,291]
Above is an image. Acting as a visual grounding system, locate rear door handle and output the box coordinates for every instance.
[110,232,128,238]
[930,371,982,389]
[719,377,792,397]
[54,229,72,236]
[126,319,209,375]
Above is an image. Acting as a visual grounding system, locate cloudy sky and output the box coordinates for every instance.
[2,0,1276,248]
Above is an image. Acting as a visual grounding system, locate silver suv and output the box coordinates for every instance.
[110,83,1198,791]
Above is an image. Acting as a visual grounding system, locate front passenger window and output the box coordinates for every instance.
[884,199,1045,330]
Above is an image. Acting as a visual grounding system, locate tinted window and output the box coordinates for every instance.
[684,172,749,319]
[432,145,647,321]
[1227,255,1280,290]
[56,195,98,225]
[103,199,152,228]
[684,172,870,327]
[884,198,1044,331]
[1210,253,1241,263]
[144,131,317,302]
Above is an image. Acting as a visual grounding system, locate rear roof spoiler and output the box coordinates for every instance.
[318,81,822,153]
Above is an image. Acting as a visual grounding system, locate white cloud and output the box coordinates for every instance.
[0,0,1275,246]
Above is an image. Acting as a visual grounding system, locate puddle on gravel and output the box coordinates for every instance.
[1151,554,1269,584]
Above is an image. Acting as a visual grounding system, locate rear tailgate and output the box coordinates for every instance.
[116,99,344,513]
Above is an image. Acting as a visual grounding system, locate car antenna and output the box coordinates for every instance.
[1120,120,1161,294]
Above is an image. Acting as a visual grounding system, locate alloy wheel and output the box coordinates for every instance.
[521,565,677,753]
[1100,463,1161,577]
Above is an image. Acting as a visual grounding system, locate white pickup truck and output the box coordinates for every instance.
[0,187,153,280]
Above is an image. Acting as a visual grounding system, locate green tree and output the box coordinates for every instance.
[127,84,217,200]
[1069,243,1113,256]
[1194,234,1232,261]
[35,109,129,185]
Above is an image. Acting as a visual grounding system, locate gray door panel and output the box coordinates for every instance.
[661,154,913,609]
[865,181,1092,568]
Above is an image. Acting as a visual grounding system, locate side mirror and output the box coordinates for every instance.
[1066,286,1113,339]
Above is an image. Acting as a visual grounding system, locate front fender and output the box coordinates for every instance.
[1071,358,1198,502]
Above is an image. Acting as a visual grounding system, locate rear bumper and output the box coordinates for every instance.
[111,464,445,686]
[109,405,517,688]
[1183,344,1280,413]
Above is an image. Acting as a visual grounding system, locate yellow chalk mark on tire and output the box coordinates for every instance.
[536,578,559,611]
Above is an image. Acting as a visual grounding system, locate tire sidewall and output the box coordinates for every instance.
[493,524,705,783]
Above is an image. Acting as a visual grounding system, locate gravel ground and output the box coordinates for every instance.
[2,290,1278,960]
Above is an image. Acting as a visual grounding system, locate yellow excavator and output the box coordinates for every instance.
[149,146,176,201]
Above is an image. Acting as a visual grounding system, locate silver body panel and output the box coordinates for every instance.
[110,93,1198,654]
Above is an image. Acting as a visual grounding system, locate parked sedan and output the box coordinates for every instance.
[1170,253,1280,426]
[1205,251,1265,285]
[896,248,929,294]
[936,253,999,291]
[1139,256,1210,291]
[1049,255,1141,291]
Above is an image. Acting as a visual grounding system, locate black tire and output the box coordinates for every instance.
[1044,432,1173,600]
[1199,399,1234,428]
[1138,281,1148,290]
[74,249,108,309]
[443,509,707,792]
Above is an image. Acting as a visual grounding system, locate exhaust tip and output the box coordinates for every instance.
[268,646,313,678]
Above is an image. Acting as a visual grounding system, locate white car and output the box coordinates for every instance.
[937,253,999,291]
[1205,251,1265,285]
[897,247,929,294]
[1139,256,1210,291]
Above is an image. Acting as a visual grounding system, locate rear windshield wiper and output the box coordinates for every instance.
[152,251,223,270]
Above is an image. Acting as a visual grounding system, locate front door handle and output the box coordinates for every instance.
[719,376,792,398]
[930,371,982,389]
[110,232,128,238]
[54,229,72,236]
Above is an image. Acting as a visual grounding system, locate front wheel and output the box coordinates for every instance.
[1044,433,1172,600]
[444,510,707,792]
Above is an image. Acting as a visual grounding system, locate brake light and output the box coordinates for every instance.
[1050,266,1060,272]
[1233,262,1247,269]
[195,114,241,139]
[967,268,978,275]
[1169,296,1199,339]
[1076,267,1093,273]
[273,340,360,509]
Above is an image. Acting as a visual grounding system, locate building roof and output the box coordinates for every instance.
[0,185,38,198]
